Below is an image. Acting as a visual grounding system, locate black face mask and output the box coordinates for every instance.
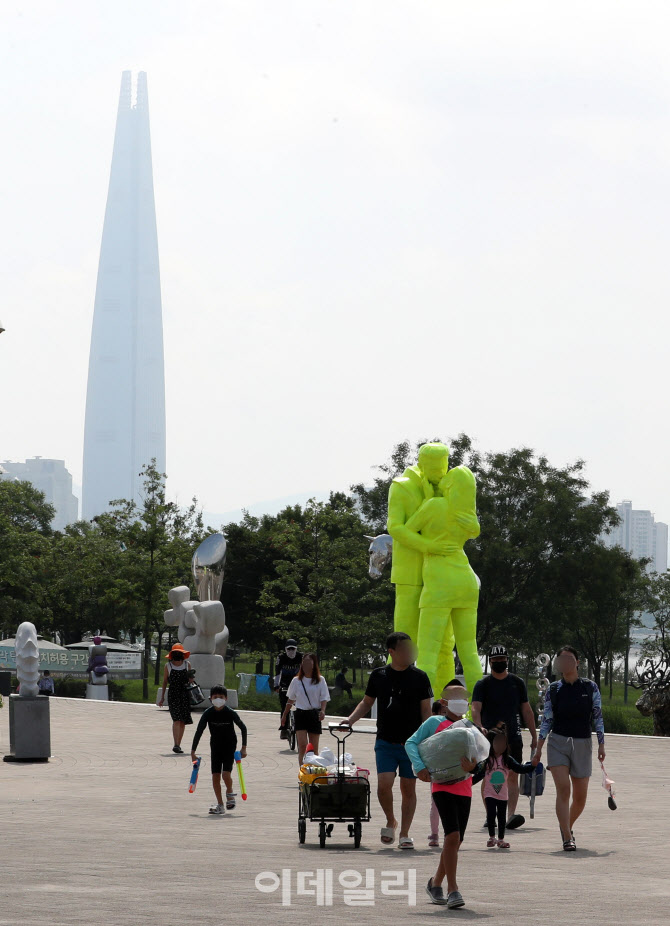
[491,661,508,672]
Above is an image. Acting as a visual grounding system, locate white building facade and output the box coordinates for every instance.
[0,458,79,531]
[603,500,668,574]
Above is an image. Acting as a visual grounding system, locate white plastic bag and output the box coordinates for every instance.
[417,720,490,784]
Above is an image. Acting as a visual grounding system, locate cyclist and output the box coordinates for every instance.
[274,639,303,740]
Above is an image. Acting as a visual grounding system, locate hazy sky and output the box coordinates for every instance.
[2,1,669,523]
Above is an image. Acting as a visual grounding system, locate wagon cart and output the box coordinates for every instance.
[298,723,375,848]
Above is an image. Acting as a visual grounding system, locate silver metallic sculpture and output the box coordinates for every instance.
[192,531,229,657]
[16,622,40,698]
[366,533,393,580]
[535,653,551,728]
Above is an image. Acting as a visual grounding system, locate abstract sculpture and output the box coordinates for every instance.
[4,622,51,762]
[87,636,110,685]
[164,532,228,708]
[15,622,40,698]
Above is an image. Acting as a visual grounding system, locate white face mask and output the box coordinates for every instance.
[212,698,226,708]
[447,699,469,716]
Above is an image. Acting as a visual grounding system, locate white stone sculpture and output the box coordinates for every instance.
[15,622,40,698]
[162,532,229,708]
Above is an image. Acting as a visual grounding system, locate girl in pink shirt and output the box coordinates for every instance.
[473,725,533,848]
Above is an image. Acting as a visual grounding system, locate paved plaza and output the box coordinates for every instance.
[1,698,668,925]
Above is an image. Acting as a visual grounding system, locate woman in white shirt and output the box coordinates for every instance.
[281,652,330,763]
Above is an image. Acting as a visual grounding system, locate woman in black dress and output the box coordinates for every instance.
[159,645,193,753]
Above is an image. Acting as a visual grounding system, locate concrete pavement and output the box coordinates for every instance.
[1,698,668,925]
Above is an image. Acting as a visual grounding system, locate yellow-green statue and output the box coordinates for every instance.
[387,443,483,695]
[387,443,456,691]
[404,464,482,695]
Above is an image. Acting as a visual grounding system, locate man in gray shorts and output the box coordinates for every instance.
[533,645,606,851]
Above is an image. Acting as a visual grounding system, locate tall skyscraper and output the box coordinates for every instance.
[603,500,669,574]
[0,458,79,531]
[82,72,166,520]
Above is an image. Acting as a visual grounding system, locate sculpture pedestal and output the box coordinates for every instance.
[3,694,51,762]
[188,654,225,712]
[86,684,109,701]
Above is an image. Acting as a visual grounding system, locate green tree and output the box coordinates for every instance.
[95,461,206,699]
[257,493,394,663]
[40,521,126,644]
[565,544,649,689]
[0,480,54,634]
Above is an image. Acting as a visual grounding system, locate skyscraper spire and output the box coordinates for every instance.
[82,71,166,520]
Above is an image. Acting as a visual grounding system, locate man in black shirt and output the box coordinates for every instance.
[274,639,303,739]
[342,631,432,850]
[471,644,537,828]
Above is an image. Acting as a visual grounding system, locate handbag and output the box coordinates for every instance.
[187,681,205,706]
[300,679,321,722]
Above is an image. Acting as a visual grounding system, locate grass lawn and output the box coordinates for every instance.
[111,662,655,736]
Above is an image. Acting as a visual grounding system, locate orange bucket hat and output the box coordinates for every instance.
[168,643,190,659]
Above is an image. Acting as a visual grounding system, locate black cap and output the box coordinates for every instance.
[286,639,297,647]
[489,645,508,658]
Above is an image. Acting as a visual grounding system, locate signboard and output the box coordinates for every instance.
[0,646,142,678]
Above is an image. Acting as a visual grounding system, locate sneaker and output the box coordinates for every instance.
[428,833,440,847]
[486,836,497,848]
[279,729,289,740]
[447,891,465,909]
[226,793,237,810]
[209,804,225,815]
[425,878,447,905]
[172,745,184,754]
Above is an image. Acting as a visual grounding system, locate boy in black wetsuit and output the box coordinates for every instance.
[191,685,247,815]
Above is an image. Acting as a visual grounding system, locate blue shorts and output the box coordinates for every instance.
[374,739,415,779]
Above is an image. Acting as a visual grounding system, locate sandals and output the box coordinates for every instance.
[486,837,497,848]
[226,792,237,810]
[399,836,414,850]
[563,838,576,851]
[428,833,440,847]
[497,839,511,849]
[380,826,396,845]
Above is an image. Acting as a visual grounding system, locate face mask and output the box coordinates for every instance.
[491,661,507,672]
[212,698,226,708]
[447,699,469,716]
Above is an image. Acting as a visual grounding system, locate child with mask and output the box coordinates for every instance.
[191,685,247,815]
[405,680,483,910]
[473,724,534,848]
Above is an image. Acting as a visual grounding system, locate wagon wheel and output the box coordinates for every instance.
[319,820,327,848]
[298,818,306,844]
[353,818,362,848]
